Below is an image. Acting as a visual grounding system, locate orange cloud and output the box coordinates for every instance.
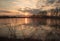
[0,9,19,16]
[0,9,32,16]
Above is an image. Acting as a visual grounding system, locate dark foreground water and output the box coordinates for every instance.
[0,18,60,41]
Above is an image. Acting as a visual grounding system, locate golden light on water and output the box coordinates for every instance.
[24,18,32,24]
[25,18,28,24]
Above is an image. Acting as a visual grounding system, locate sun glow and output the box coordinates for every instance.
[25,12,29,16]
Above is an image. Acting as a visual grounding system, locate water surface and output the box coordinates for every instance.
[0,18,60,41]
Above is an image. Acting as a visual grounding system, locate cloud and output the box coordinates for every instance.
[0,10,11,13]
[37,0,60,10]
[0,9,19,16]
[0,0,60,11]
[0,9,32,16]
[11,2,17,4]
[47,0,56,4]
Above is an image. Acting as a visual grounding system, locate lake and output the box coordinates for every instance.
[0,18,60,41]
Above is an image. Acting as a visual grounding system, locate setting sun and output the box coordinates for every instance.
[25,12,29,16]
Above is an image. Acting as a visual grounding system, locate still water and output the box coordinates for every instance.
[0,18,60,40]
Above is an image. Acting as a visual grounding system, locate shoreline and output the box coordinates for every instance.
[0,16,60,19]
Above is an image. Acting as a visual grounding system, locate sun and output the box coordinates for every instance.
[24,12,30,16]
[24,12,33,17]
[24,12,29,16]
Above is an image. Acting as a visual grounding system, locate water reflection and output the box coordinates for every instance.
[0,18,60,26]
[0,18,60,41]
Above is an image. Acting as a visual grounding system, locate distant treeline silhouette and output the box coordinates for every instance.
[30,8,60,18]
[0,8,60,18]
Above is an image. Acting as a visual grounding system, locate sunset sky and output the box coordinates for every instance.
[0,0,60,16]
[0,0,37,10]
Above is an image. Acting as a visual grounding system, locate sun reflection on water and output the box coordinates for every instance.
[25,18,28,24]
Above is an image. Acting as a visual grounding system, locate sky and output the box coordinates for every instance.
[0,0,37,10]
[0,0,60,16]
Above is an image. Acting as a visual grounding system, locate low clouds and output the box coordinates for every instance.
[11,2,18,4]
[47,0,56,4]
[47,0,60,6]
[37,0,60,10]
[0,10,11,13]
[0,9,18,16]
